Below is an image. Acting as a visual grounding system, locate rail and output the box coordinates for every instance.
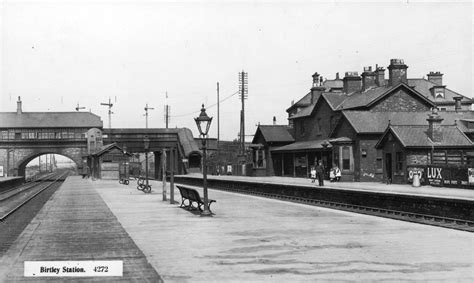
[0,171,69,221]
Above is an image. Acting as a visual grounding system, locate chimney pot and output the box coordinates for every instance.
[310,71,325,103]
[16,96,22,115]
[453,96,462,112]
[312,72,320,87]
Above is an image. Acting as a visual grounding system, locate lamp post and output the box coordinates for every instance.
[194,104,213,217]
[144,136,150,192]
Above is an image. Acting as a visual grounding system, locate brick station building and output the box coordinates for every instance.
[250,59,474,185]
[376,108,474,188]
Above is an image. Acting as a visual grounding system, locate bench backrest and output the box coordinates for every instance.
[186,188,202,202]
[177,185,202,203]
[177,186,190,199]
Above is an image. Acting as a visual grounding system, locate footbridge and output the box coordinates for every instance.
[0,97,201,178]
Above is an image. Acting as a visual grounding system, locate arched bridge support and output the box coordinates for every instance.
[0,146,86,177]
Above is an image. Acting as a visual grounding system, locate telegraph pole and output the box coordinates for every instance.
[164,92,170,129]
[100,98,114,130]
[239,71,248,158]
[144,103,154,128]
[217,82,220,173]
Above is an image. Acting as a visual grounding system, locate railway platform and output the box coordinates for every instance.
[0,176,473,281]
[0,176,162,282]
[0,177,25,192]
[186,173,474,201]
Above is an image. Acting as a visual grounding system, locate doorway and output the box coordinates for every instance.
[385,153,392,182]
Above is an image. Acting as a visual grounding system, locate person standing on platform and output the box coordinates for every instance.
[333,165,341,182]
[310,166,316,183]
[315,160,325,186]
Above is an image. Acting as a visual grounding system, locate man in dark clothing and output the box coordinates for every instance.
[315,160,325,186]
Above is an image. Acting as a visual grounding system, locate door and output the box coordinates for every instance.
[385,153,392,182]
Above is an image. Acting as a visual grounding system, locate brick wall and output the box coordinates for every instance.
[358,137,384,182]
[371,89,431,112]
[294,99,339,142]
[0,146,85,176]
[406,151,430,166]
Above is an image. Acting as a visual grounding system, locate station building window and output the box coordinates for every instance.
[342,146,351,170]
[376,149,383,172]
[395,152,403,172]
[253,148,266,168]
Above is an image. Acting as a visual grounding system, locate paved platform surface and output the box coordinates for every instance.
[0,176,162,282]
[93,178,473,281]
[183,174,474,201]
[1,176,472,281]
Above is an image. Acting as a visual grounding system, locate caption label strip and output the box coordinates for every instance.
[24,261,123,277]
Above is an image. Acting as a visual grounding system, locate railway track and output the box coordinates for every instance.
[0,171,69,221]
[210,186,474,232]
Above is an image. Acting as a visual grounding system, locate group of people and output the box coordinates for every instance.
[310,161,341,186]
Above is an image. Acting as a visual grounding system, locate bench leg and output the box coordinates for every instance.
[180,197,187,208]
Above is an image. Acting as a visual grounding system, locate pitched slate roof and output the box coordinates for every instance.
[338,83,435,110]
[271,139,331,152]
[408,78,473,104]
[103,127,201,157]
[378,125,473,148]
[322,92,349,110]
[93,143,125,157]
[253,125,294,143]
[289,103,317,119]
[0,112,103,128]
[286,92,313,112]
[340,110,474,134]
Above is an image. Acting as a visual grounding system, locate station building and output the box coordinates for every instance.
[250,59,474,187]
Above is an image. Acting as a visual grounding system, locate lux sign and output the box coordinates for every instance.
[427,167,442,179]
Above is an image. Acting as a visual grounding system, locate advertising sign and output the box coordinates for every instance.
[407,165,472,188]
[468,168,474,185]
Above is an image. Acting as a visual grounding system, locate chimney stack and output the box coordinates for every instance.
[375,64,386,86]
[427,71,443,85]
[388,59,408,86]
[453,96,462,112]
[343,72,361,94]
[427,108,444,143]
[361,66,377,91]
[17,96,22,115]
[310,72,325,104]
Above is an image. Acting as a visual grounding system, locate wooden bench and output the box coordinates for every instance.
[176,185,216,212]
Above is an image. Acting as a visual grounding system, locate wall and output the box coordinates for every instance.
[357,136,384,182]
[380,136,406,184]
[294,99,338,142]
[370,89,431,112]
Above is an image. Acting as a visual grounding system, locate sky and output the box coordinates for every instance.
[1,0,472,142]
